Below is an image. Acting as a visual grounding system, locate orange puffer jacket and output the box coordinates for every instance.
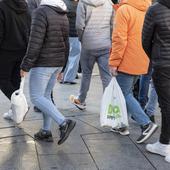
[109,0,151,75]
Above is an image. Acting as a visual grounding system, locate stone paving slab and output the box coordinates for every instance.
[82,133,155,170]
[0,136,39,170]
[39,153,97,170]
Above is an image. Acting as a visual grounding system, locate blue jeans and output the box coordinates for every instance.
[78,48,112,103]
[145,80,158,117]
[29,67,66,131]
[63,37,81,82]
[116,73,151,126]
[139,64,152,108]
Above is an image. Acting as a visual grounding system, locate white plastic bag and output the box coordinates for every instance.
[11,77,29,124]
[100,77,128,128]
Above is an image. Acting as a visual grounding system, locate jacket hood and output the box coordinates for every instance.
[4,0,28,13]
[122,0,151,11]
[40,0,67,11]
[81,0,105,7]
[158,0,170,8]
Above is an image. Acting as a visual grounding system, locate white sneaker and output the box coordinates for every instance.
[146,141,170,156]
[111,127,130,136]
[3,109,13,120]
[165,154,170,163]
[69,95,86,110]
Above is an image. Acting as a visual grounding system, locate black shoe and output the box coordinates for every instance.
[34,129,53,142]
[58,120,76,145]
[149,115,155,123]
[136,123,158,144]
[75,74,79,79]
[34,106,41,113]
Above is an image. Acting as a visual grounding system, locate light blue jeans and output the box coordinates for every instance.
[116,73,151,126]
[78,48,112,103]
[63,37,81,82]
[29,67,66,131]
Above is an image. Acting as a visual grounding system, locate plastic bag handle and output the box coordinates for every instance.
[19,77,25,93]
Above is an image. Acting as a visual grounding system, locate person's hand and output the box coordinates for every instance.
[20,69,28,77]
[57,72,63,81]
[110,66,118,76]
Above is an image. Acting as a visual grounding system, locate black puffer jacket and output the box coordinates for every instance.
[64,0,78,37]
[142,0,170,69]
[0,0,31,52]
[21,4,69,72]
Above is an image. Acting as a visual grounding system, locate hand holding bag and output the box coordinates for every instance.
[100,77,128,128]
[11,77,29,124]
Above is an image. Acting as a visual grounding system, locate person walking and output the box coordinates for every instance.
[20,0,76,144]
[0,0,31,120]
[109,0,158,144]
[70,0,113,110]
[142,0,170,163]
[61,0,81,84]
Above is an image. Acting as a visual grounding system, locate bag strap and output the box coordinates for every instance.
[19,77,25,93]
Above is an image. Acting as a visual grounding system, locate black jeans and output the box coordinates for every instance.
[153,67,170,144]
[0,58,21,100]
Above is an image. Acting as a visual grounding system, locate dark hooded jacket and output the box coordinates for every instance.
[0,0,31,54]
[63,0,78,37]
[21,1,69,72]
[142,0,170,69]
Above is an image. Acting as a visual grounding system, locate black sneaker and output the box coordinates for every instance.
[136,123,158,144]
[34,106,41,113]
[34,129,53,142]
[149,115,155,123]
[58,120,76,145]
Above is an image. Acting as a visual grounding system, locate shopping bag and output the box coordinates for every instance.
[11,77,29,124]
[100,77,128,128]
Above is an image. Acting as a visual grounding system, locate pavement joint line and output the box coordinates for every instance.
[80,134,99,170]
[0,125,16,129]
[35,142,42,170]
[128,136,157,170]
[75,117,105,132]
[38,153,90,156]
[0,140,35,144]
[0,134,27,140]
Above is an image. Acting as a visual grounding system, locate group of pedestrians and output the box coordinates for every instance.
[0,0,170,163]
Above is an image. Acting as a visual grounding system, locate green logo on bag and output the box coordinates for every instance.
[107,104,121,119]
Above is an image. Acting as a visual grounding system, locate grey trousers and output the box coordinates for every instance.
[78,48,112,103]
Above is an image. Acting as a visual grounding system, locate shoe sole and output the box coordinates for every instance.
[34,136,54,142]
[110,129,130,136]
[58,121,76,145]
[69,96,86,111]
[136,124,158,144]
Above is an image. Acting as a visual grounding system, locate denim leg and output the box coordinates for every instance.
[78,48,96,103]
[116,73,150,126]
[42,73,57,131]
[97,49,112,91]
[145,80,158,117]
[63,38,81,82]
[138,64,152,108]
[29,67,66,127]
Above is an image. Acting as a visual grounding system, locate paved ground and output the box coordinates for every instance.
[0,68,170,170]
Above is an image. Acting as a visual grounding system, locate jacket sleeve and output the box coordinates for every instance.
[0,9,4,47]
[21,9,47,72]
[76,1,86,41]
[109,6,128,67]
[142,7,155,59]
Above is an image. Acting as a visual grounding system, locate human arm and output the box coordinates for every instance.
[142,7,155,59]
